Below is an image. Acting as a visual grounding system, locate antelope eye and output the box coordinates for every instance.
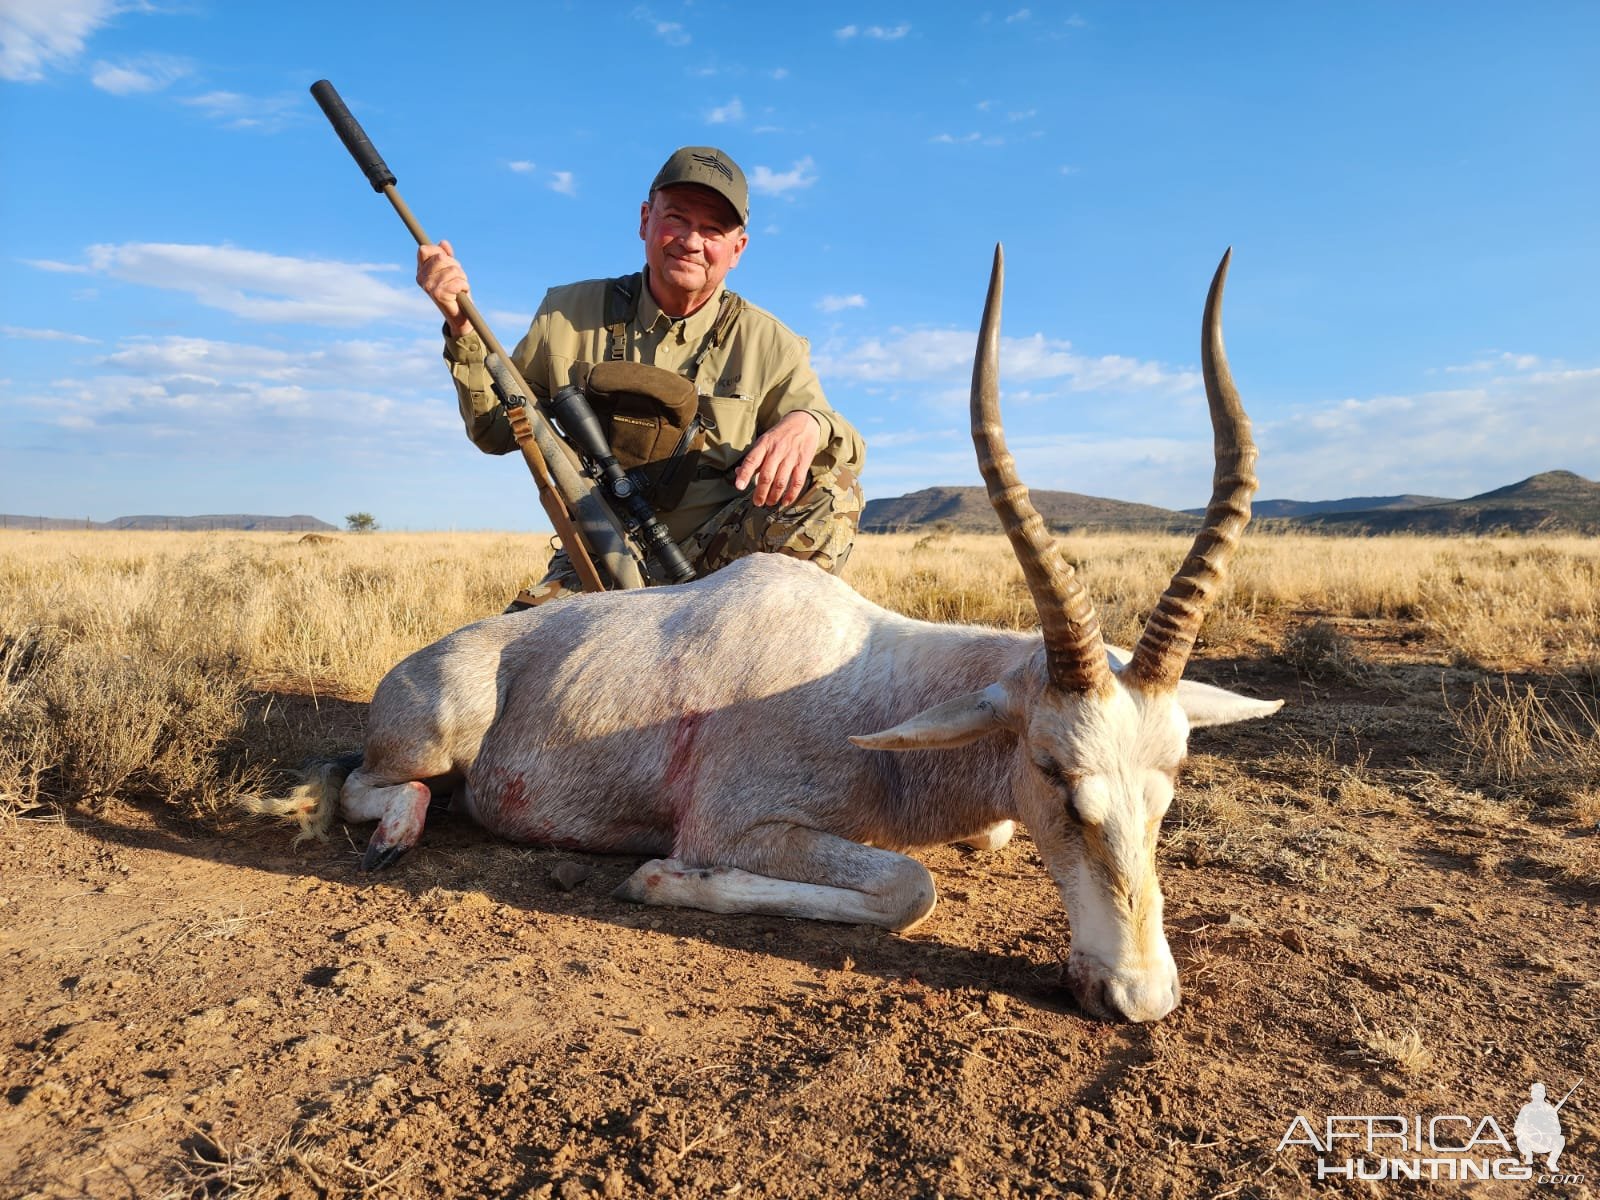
[1033,758,1085,824]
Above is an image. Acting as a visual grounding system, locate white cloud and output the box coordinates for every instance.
[770,67,789,80]
[45,242,426,326]
[506,160,536,174]
[864,427,959,449]
[2,325,98,343]
[1256,366,1600,502]
[1007,108,1037,122]
[836,23,910,41]
[633,6,689,45]
[817,294,867,313]
[706,96,744,124]
[1006,8,1032,22]
[549,170,578,197]
[854,352,1600,509]
[816,328,1197,394]
[96,334,439,391]
[749,156,817,197]
[90,53,189,95]
[9,333,455,454]
[181,90,301,133]
[1437,350,1544,375]
[488,310,536,334]
[0,0,118,82]
[932,131,1006,147]
[23,258,93,274]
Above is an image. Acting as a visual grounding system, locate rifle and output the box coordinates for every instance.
[1553,1079,1582,1112]
[309,80,691,589]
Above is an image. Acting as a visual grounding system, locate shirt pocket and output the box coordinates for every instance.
[701,391,758,471]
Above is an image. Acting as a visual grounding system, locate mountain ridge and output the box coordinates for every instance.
[863,471,1600,535]
[0,514,339,533]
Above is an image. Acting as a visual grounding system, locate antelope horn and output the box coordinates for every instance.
[1127,248,1259,691]
[971,245,1111,695]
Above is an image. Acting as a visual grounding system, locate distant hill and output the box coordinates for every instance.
[1296,471,1600,534]
[0,513,338,533]
[862,471,1600,536]
[1194,494,1455,519]
[861,487,1201,534]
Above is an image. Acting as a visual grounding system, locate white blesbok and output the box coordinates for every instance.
[251,247,1281,1022]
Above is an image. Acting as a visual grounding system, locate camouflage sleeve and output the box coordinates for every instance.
[757,336,866,476]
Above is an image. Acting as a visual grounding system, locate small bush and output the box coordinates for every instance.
[1279,620,1372,684]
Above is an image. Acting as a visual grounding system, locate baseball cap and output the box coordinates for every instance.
[649,146,749,226]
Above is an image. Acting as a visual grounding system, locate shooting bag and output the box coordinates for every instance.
[583,361,707,511]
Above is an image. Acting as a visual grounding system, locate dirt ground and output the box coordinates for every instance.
[3,630,1598,1199]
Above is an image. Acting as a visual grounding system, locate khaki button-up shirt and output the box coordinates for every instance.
[444,271,865,542]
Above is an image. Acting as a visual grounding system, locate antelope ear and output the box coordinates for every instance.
[850,683,1017,752]
[1175,679,1284,728]
[1106,645,1283,728]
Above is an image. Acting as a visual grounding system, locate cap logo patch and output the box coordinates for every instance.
[691,152,733,181]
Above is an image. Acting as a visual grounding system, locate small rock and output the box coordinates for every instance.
[550,862,593,893]
[602,1168,626,1198]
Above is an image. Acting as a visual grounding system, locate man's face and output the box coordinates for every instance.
[639,185,749,316]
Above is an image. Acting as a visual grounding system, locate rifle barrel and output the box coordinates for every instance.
[308,78,609,593]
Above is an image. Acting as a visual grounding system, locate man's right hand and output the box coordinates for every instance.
[417,240,474,337]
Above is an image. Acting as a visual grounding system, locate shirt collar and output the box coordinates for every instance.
[638,267,727,342]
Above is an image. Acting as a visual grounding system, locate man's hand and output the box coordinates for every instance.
[416,240,474,337]
[734,410,821,508]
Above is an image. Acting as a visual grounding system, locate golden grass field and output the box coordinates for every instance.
[3,528,1597,1198]
[3,528,1597,822]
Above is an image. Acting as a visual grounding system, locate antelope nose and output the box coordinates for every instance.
[1103,974,1181,1024]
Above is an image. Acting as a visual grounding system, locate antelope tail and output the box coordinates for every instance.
[237,752,361,846]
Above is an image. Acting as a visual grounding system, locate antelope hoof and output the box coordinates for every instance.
[360,839,411,872]
[358,781,431,872]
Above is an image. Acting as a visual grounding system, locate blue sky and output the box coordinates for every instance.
[2,2,1596,530]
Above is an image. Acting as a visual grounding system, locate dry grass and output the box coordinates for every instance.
[1346,1010,1434,1078]
[852,530,1600,668]
[3,528,1599,835]
[1449,675,1600,808]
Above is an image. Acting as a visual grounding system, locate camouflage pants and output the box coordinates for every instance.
[509,466,863,610]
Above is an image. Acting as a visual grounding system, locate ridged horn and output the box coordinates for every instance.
[971,244,1110,695]
[1127,248,1259,691]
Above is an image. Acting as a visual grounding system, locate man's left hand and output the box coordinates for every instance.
[734,411,821,508]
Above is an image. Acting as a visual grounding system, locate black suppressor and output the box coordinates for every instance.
[545,386,697,584]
